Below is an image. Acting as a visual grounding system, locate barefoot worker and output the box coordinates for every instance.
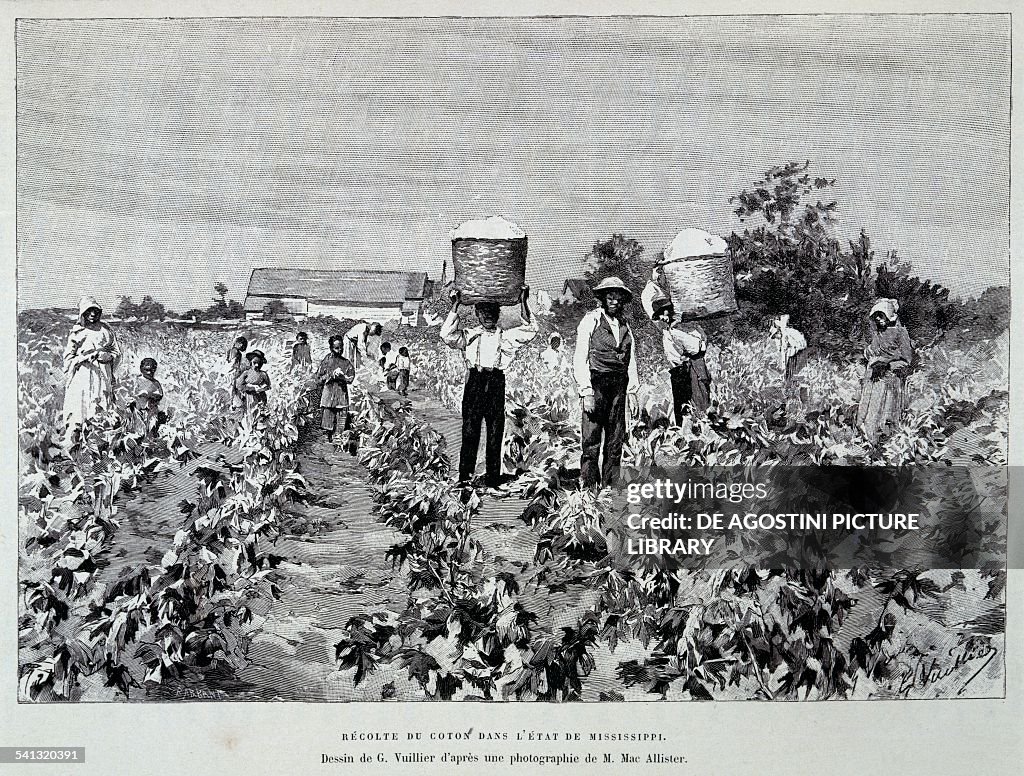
[441,285,536,492]
[641,275,711,420]
[316,335,356,442]
[574,277,640,488]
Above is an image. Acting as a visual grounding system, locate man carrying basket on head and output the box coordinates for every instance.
[642,227,737,423]
[574,277,640,488]
[441,285,536,493]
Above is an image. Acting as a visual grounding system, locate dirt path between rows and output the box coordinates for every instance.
[154,385,533,701]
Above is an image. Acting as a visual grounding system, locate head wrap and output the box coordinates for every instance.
[78,295,102,321]
[869,298,900,324]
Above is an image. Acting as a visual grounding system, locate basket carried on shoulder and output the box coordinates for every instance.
[450,216,527,305]
[657,228,738,320]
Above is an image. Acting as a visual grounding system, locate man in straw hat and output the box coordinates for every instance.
[573,276,640,488]
[441,285,536,493]
[641,275,712,420]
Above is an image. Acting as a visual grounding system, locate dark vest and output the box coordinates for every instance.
[588,314,633,376]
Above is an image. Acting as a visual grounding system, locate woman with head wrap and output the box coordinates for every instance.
[62,296,121,445]
[857,298,914,443]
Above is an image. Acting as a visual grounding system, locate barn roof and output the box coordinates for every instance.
[245,268,430,307]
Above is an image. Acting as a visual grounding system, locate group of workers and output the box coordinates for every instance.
[57,298,406,448]
[441,275,914,492]
[59,287,914,487]
[225,322,412,441]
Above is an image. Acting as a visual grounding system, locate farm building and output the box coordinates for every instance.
[244,268,435,324]
[560,278,594,304]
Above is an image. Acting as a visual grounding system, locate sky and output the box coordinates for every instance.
[15,15,1010,312]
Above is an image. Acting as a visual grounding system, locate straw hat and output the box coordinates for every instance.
[592,276,633,302]
[246,349,266,363]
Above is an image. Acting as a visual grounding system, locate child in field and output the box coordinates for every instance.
[541,332,569,372]
[291,331,312,371]
[131,357,166,435]
[394,346,411,396]
[227,336,248,409]
[317,335,356,441]
[378,341,399,390]
[235,350,271,410]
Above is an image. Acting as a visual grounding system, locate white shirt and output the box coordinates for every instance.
[541,347,568,371]
[440,308,537,370]
[661,322,708,368]
[573,308,640,398]
[344,322,370,357]
[772,324,807,369]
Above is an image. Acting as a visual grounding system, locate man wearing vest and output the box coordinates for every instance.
[441,285,536,492]
[573,277,640,488]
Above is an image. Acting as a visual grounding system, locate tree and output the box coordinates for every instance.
[137,295,166,322]
[725,160,960,358]
[213,283,229,308]
[115,296,139,320]
[263,299,289,319]
[956,285,1009,342]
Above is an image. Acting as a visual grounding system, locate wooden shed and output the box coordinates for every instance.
[244,269,433,324]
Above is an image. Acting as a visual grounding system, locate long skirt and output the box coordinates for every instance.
[63,362,115,442]
[857,372,907,442]
[784,350,809,386]
[321,406,350,432]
